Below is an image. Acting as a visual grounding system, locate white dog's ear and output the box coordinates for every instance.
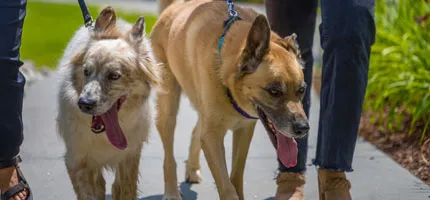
[94,6,117,32]
[131,16,146,40]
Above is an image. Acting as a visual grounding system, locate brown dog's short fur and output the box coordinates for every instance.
[56,7,159,200]
[152,0,309,199]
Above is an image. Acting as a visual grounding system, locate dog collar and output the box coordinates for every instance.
[226,88,258,120]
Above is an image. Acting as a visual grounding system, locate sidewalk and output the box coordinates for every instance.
[19,73,430,200]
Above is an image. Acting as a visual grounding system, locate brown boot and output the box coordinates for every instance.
[317,168,352,200]
[275,172,305,200]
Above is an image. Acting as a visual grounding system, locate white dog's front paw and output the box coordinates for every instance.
[185,168,202,184]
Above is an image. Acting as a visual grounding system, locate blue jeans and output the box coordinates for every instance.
[0,0,27,163]
[265,0,376,173]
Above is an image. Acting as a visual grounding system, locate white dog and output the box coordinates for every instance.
[56,7,159,200]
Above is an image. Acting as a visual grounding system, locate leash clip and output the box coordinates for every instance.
[78,0,95,30]
[84,18,94,30]
[227,0,238,17]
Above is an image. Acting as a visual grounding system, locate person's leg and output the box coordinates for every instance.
[265,0,318,176]
[0,0,29,199]
[313,0,375,199]
[264,0,317,199]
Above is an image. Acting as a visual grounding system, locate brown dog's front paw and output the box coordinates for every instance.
[185,168,202,184]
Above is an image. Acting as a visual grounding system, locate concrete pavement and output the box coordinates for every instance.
[19,72,430,200]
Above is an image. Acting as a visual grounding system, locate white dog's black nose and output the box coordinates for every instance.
[293,122,309,136]
[78,97,96,112]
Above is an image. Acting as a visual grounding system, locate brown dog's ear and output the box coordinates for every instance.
[240,14,271,74]
[283,33,301,58]
[94,6,117,33]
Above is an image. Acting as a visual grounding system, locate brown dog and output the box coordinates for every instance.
[56,7,159,200]
[151,0,309,199]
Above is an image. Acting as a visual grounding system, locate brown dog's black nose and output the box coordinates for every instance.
[293,122,309,136]
[78,97,96,112]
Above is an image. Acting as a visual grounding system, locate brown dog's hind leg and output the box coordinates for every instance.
[112,148,141,200]
[155,63,182,200]
[230,122,256,200]
[185,118,203,184]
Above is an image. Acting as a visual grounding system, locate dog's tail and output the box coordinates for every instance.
[158,0,183,14]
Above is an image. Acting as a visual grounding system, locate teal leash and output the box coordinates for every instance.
[218,0,258,120]
[217,16,241,54]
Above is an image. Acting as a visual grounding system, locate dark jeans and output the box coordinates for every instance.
[265,0,376,173]
[0,0,27,163]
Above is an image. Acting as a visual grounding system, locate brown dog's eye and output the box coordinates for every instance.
[108,73,121,80]
[267,88,283,97]
[298,87,306,94]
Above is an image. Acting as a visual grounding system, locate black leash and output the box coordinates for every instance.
[78,0,94,28]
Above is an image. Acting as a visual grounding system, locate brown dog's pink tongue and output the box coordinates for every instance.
[100,103,127,150]
[276,132,298,168]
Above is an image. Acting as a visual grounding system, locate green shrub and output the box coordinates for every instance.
[365,0,430,143]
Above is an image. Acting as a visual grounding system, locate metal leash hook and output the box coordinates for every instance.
[78,0,95,30]
[226,0,238,17]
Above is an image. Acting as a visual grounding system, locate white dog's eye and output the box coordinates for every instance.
[108,73,121,81]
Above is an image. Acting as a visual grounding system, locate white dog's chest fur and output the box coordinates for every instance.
[58,101,150,167]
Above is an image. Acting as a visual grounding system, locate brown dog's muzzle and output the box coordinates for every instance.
[257,101,309,139]
[292,114,309,137]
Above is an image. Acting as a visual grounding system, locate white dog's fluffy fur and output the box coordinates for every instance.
[56,7,159,200]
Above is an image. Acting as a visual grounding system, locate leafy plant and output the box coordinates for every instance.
[365,0,430,143]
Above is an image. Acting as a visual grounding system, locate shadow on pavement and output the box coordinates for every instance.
[105,182,197,200]
[106,194,164,200]
[179,182,198,200]
[263,197,275,200]
[138,195,164,200]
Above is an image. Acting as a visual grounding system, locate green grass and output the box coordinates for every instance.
[365,0,430,143]
[20,2,157,69]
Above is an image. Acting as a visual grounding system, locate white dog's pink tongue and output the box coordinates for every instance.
[100,103,127,150]
[276,132,298,168]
